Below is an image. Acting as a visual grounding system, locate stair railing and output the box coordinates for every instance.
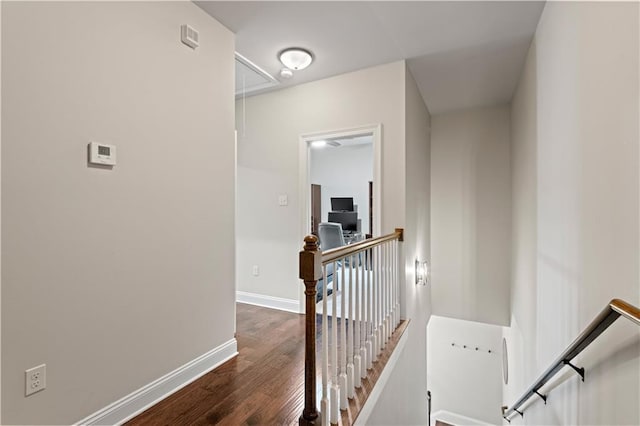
[503,298,640,422]
[298,228,404,426]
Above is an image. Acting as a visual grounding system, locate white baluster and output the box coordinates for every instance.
[372,245,378,359]
[330,260,339,424]
[395,239,400,327]
[384,241,393,334]
[354,253,362,388]
[374,246,378,359]
[321,264,329,426]
[384,242,393,345]
[360,250,369,379]
[378,244,384,354]
[380,243,385,347]
[390,240,398,328]
[386,241,391,341]
[392,241,396,328]
[376,244,380,354]
[339,257,348,410]
[383,242,389,344]
[365,248,373,370]
[389,242,393,335]
[391,240,396,328]
[347,255,355,399]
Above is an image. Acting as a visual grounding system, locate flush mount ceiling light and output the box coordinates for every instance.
[279,48,314,71]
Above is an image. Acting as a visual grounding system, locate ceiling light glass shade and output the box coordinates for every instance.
[279,48,313,70]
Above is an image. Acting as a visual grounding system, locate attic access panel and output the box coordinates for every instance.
[235,52,279,97]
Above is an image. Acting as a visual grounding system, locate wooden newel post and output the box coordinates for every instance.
[299,235,322,426]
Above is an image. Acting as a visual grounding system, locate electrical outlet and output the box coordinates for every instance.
[252,265,260,276]
[25,364,46,396]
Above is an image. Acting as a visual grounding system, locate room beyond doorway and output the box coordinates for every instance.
[298,124,382,311]
[298,124,381,247]
[310,134,374,239]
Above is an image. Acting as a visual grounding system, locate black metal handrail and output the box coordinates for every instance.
[503,299,640,421]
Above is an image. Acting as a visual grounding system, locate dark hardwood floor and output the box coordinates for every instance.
[126,303,408,426]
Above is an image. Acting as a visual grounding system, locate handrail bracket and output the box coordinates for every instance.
[534,390,547,404]
[563,360,585,382]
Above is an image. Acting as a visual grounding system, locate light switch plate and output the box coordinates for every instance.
[278,194,288,206]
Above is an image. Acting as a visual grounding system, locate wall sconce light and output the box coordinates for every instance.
[416,260,429,285]
[415,259,429,285]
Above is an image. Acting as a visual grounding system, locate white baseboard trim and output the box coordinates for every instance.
[237,291,301,313]
[430,410,494,426]
[76,338,238,426]
[354,322,411,426]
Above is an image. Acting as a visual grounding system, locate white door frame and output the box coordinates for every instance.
[297,123,382,312]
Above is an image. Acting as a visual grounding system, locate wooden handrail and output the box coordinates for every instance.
[610,298,640,326]
[504,298,640,421]
[321,228,403,265]
[298,228,404,425]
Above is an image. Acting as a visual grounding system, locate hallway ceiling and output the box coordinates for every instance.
[196,1,545,114]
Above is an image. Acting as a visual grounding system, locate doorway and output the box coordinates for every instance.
[298,124,382,246]
[298,124,381,311]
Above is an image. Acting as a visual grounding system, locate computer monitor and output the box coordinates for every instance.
[328,211,358,232]
[331,197,354,212]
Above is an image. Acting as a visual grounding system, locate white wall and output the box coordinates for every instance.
[506,2,639,425]
[431,106,511,326]
[236,61,405,302]
[367,66,432,426]
[427,315,503,425]
[1,3,236,424]
[310,142,373,233]
[504,27,538,421]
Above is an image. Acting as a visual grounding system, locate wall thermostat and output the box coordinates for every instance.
[89,142,116,166]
